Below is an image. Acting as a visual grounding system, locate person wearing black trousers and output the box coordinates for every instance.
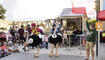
[18,26,25,45]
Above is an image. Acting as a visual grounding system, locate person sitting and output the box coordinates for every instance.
[13,43,20,53]
[0,32,6,42]
[0,43,8,57]
[63,31,69,46]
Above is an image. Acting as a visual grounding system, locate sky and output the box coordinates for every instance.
[0,0,71,21]
[103,0,105,10]
[0,0,97,21]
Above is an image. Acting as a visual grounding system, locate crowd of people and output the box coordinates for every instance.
[0,20,100,60]
[0,21,63,58]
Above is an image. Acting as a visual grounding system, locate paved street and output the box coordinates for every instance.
[0,44,105,60]
[0,53,86,60]
[98,44,105,60]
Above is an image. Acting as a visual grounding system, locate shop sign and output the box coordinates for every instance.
[95,22,103,31]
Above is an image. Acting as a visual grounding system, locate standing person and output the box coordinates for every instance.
[15,27,19,34]
[23,23,42,58]
[15,27,19,43]
[45,34,48,49]
[101,31,105,44]
[85,21,97,60]
[39,24,45,33]
[73,27,80,46]
[9,27,16,44]
[27,24,31,35]
[18,26,25,45]
[48,24,62,57]
[36,25,43,34]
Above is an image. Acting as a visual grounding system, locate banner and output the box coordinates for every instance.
[95,22,103,31]
[98,10,105,20]
[72,7,86,15]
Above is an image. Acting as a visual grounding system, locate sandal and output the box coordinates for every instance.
[34,55,39,58]
[34,53,39,58]
[49,53,53,57]
[49,51,53,57]
[55,54,59,57]
[85,58,89,60]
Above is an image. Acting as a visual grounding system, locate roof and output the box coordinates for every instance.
[60,8,84,17]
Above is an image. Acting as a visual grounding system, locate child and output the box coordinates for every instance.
[7,33,13,47]
[63,31,68,45]
[0,43,8,57]
[6,33,13,53]
[13,43,19,53]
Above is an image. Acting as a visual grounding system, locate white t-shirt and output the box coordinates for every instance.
[8,41,12,45]
[39,26,44,32]
[41,35,45,42]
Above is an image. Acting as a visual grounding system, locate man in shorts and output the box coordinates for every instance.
[85,20,97,60]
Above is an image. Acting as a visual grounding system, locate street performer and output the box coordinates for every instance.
[23,23,42,58]
[48,23,62,57]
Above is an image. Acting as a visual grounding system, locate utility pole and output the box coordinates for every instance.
[96,0,100,56]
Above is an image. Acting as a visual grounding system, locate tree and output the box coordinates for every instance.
[0,4,6,19]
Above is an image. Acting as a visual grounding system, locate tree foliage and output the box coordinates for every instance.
[0,4,6,19]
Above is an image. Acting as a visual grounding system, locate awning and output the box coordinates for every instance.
[98,10,105,21]
[60,8,84,17]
